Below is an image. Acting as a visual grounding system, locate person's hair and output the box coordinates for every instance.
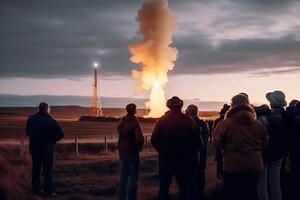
[39,102,49,113]
[239,92,249,98]
[231,94,250,107]
[220,104,230,116]
[289,99,298,106]
[186,104,198,117]
[126,103,137,115]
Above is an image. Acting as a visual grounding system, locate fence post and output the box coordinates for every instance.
[75,137,79,156]
[20,137,25,160]
[104,136,108,151]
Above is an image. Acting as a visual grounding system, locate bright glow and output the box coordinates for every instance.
[146,81,168,117]
[129,0,178,117]
[93,62,98,68]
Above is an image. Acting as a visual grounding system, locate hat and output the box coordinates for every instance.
[266,90,287,107]
[167,96,183,109]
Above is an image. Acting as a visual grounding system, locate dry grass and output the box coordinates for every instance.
[0,143,222,200]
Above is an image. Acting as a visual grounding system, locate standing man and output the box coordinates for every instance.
[186,104,209,200]
[117,103,144,200]
[151,96,197,200]
[26,102,64,197]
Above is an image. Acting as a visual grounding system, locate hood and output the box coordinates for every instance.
[226,104,256,125]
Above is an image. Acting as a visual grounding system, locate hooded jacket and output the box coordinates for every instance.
[151,110,197,159]
[117,115,144,155]
[213,104,268,173]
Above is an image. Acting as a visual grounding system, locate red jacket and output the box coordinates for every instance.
[151,110,197,159]
[213,104,268,173]
[117,115,144,155]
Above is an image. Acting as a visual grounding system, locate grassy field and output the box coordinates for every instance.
[0,108,221,200]
[0,143,221,200]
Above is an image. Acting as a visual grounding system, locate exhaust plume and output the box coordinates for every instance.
[129,0,178,117]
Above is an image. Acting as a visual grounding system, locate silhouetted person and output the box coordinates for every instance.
[212,104,230,185]
[289,101,300,200]
[26,102,64,197]
[117,103,144,200]
[151,96,197,200]
[186,104,208,200]
[213,95,268,200]
[257,91,291,200]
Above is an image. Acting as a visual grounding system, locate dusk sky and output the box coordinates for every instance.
[1,0,300,105]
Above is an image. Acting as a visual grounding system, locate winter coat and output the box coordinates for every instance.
[26,111,64,153]
[290,105,300,164]
[151,110,197,159]
[258,107,291,162]
[213,104,268,173]
[117,115,144,155]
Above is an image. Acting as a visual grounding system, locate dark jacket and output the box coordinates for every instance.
[290,105,300,162]
[151,110,197,159]
[193,117,209,147]
[259,107,291,162]
[26,111,64,153]
[213,104,268,173]
[117,115,144,155]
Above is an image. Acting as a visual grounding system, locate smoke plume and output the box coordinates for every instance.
[129,0,178,117]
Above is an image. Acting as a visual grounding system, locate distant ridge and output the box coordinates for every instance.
[0,94,226,111]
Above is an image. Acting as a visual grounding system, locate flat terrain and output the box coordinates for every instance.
[0,144,221,200]
[0,107,220,200]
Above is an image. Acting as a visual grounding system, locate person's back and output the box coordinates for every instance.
[213,95,268,200]
[26,102,64,197]
[290,102,300,199]
[27,111,63,153]
[214,104,268,172]
[151,96,196,200]
[117,103,144,200]
[118,115,144,155]
[151,110,196,159]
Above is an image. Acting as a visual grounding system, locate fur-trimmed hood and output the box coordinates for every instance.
[225,104,256,125]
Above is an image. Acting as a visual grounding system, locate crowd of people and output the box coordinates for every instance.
[25,90,300,200]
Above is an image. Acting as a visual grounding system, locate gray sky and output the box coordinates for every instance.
[0,0,300,103]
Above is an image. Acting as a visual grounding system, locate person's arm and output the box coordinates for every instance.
[257,121,269,150]
[25,118,31,137]
[212,120,227,150]
[151,119,162,151]
[117,117,124,133]
[52,120,64,142]
[135,121,144,151]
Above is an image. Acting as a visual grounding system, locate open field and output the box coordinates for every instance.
[0,143,221,200]
[0,107,221,200]
[0,106,218,139]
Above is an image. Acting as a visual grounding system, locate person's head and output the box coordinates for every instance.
[39,102,50,113]
[255,104,271,117]
[167,96,183,111]
[266,90,287,108]
[126,103,137,115]
[289,99,298,107]
[219,104,230,117]
[239,92,249,98]
[231,94,250,107]
[186,104,198,117]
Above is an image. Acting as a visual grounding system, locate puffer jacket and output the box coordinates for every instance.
[213,104,268,173]
[117,115,144,155]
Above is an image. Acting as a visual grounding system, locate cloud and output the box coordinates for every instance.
[0,0,300,79]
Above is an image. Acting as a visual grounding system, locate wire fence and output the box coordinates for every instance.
[0,134,153,160]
